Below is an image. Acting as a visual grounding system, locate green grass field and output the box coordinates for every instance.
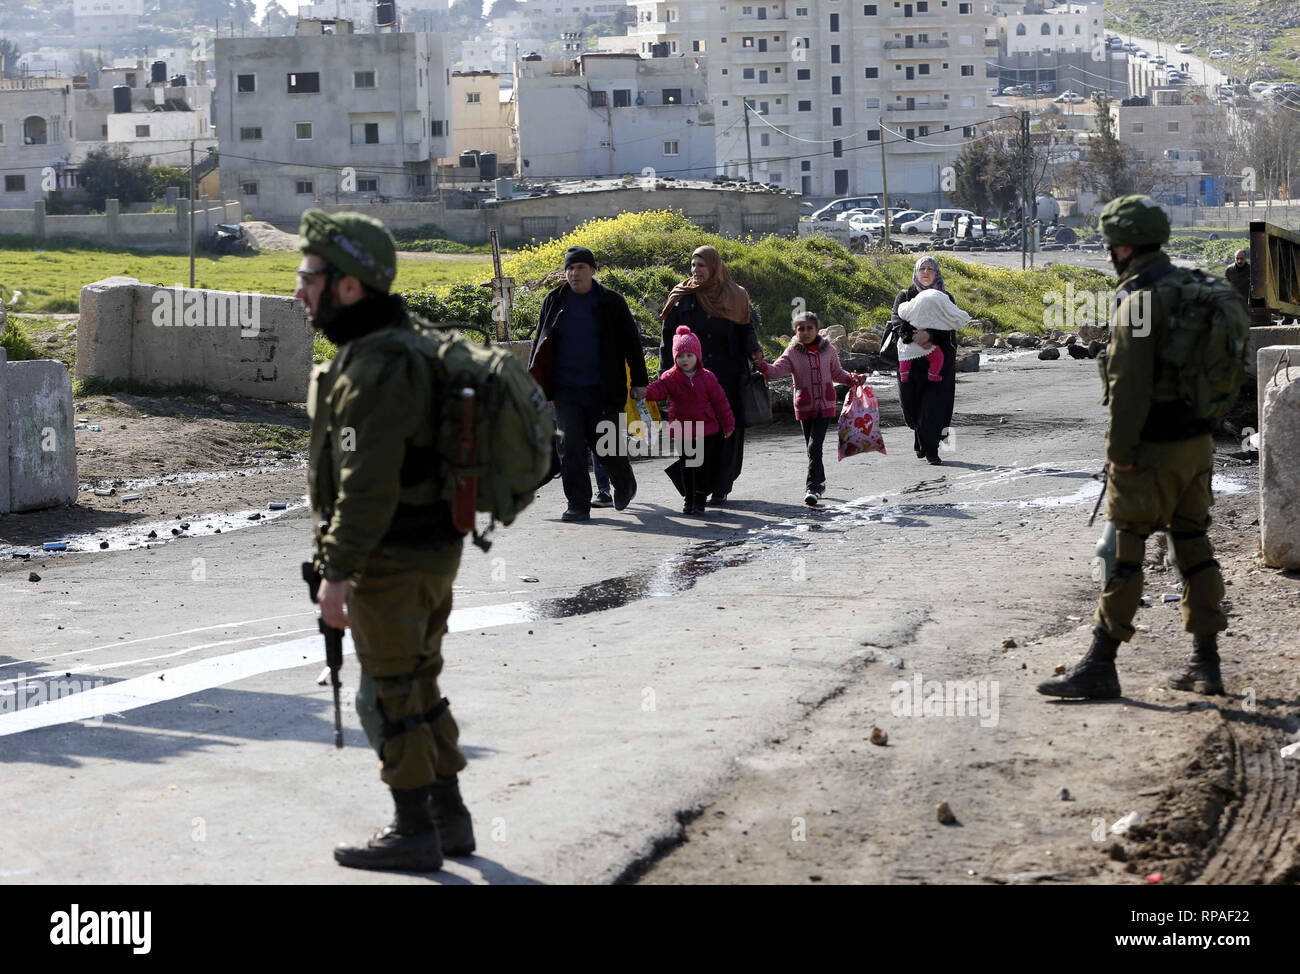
[0,243,493,313]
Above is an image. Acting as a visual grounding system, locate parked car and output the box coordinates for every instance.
[811,196,882,221]
[953,215,994,239]
[846,218,879,245]
[1108,37,1123,49]
[1250,80,1273,93]
[1037,82,1055,94]
[889,209,925,231]
[1209,49,1229,59]
[901,212,937,234]
[835,207,874,222]
[1122,42,1138,52]
[1054,89,1085,103]
[1176,43,1192,54]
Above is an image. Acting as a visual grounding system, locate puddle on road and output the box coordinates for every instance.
[452,533,807,632]
[0,497,309,559]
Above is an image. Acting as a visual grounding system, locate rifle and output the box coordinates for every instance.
[301,561,344,749]
[1088,464,1109,528]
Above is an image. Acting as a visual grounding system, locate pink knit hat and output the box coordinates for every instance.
[672,325,703,362]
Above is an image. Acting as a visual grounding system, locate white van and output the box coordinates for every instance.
[931,208,977,233]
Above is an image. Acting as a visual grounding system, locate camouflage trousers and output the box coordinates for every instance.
[1095,434,1228,642]
[349,553,467,789]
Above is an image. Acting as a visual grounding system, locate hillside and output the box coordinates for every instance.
[1107,0,1300,82]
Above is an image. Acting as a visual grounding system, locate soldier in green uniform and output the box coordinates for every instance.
[1038,195,1229,700]
[296,209,475,871]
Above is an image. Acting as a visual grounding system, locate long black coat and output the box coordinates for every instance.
[890,285,959,450]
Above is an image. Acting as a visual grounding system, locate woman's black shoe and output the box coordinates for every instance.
[708,493,728,506]
[926,454,943,466]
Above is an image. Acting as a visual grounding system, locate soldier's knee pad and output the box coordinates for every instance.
[1169,529,1216,574]
[374,671,449,750]
[1114,529,1147,567]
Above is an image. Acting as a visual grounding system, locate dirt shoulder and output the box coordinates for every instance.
[638,463,1300,886]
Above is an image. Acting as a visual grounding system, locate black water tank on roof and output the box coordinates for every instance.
[151,60,166,84]
[459,151,479,169]
[170,74,187,87]
[479,152,497,181]
[375,0,396,27]
[112,85,131,113]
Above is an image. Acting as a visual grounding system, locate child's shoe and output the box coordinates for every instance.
[591,490,613,508]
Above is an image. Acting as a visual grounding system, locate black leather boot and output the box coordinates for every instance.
[1037,629,1122,699]
[334,786,444,872]
[1168,636,1224,695]
[430,775,477,857]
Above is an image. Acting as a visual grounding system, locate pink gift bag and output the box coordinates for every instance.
[838,383,887,460]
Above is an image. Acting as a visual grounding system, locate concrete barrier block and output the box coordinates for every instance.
[1256,345,1300,427]
[1260,351,1300,569]
[6,360,76,513]
[0,347,9,515]
[1248,326,1300,377]
[77,277,140,382]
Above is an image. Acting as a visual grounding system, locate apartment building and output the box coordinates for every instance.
[73,0,145,38]
[1112,91,1229,204]
[215,20,451,222]
[995,1,1125,96]
[514,53,715,180]
[450,71,515,162]
[0,72,214,209]
[626,0,997,202]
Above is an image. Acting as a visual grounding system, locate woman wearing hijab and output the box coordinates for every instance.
[660,245,762,504]
[889,255,964,464]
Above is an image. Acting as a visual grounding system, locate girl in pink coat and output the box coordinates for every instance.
[637,325,735,515]
[758,311,866,506]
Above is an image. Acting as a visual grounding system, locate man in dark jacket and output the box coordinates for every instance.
[1224,249,1250,301]
[528,245,649,522]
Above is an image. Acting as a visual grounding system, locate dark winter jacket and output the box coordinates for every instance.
[643,365,736,438]
[659,293,759,381]
[1224,260,1250,301]
[528,278,650,415]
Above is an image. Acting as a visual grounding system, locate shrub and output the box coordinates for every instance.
[1,319,44,361]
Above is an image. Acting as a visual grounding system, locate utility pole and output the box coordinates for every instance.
[742,101,754,182]
[1020,111,1030,270]
[879,117,889,248]
[189,141,196,288]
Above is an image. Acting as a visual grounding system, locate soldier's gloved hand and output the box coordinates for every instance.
[319,578,352,630]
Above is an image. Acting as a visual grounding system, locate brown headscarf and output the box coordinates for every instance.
[661,245,752,324]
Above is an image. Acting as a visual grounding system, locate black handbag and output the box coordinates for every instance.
[739,366,774,427]
[879,322,900,366]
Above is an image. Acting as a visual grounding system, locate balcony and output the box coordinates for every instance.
[887,12,939,30]
[887,77,946,92]
[884,102,948,118]
[882,39,949,55]
[732,46,790,63]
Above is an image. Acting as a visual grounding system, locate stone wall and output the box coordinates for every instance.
[1258,345,1300,569]
[77,278,312,403]
[0,199,243,250]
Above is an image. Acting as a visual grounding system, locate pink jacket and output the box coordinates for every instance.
[759,338,862,420]
[644,365,736,438]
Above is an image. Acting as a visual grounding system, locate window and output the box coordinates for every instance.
[795,68,810,81]
[1168,121,1179,132]
[801,160,811,171]
[613,89,631,107]
[832,75,842,94]
[237,74,256,93]
[0,123,5,143]
[135,124,150,137]
[830,13,839,31]
[918,64,930,75]
[796,5,809,14]
[866,96,880,107]
[864,3,877,12]
[663,88,682,104]
[295,122,313,140]
[798,99,812,111]
[758,38,768,52]
[960,64,973,76]
[1015,23,1026,36]
[692,39,706,52]
[918,125,929,136]
[353,122,380,144]
[833,139,843,157]
[832,107,842,126]
[1131,123,1144,133]
[287,72,321,94]
[865,67,879,79]
[466,92,481,103]
[589,90,607,107]
[962,126,974,137]
[834,169,849,195]
[959,2,970,11]
[918,0,928,9]
[5,174,25,192]
[769,173,782,184]
[759,101,770,113]
[357,178,379,192]
[240,181,258,196]
[22,116,47,145]
[296,180,314,194]
[743,36,754,47]
[759,70,768,83]
[431,120,445,136]
[831,44,840,63]
[415,174,428,188]
[868,129,880,141]
[663,140,680,155]
[354,70,376,89]
[743,68,756,80]
[760,132,770,146]
[239,126,263,141]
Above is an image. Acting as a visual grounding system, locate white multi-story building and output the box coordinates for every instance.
[1001,2,1101,55]
[514,53,715,180]
[73,0,145,38]
[215,20,452,221]
[493,1,633,40]
[626,0,997,202]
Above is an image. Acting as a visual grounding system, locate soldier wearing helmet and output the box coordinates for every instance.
[297,208,475,871]
[1038,195,1230,700]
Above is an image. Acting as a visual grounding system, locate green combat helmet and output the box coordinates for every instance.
[1098,194,1171,247]
[299,209,398,293]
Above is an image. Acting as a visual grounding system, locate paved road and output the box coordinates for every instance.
[0,355,1242,884]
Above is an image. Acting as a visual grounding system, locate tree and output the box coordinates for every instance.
[951,119,1021,217]
[78,146,157,210]
[0,37,20,78]
[260,0,292,34]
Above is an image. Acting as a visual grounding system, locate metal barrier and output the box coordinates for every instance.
[1249,221,1300,325]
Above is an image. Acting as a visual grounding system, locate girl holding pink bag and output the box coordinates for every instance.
[757,311,867,506]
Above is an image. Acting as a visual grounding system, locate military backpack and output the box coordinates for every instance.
[1139,266,1251,421]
